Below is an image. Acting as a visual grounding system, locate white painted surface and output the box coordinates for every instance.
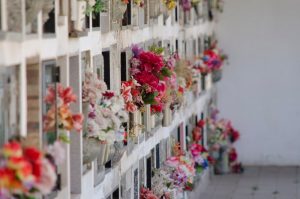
[216,0,300,165]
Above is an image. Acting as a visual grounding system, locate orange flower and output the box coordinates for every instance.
[59,105,73,131]
[7,157,34,182]
[2,141,22,158]
[0,168,14,189]
[43,106,56,132]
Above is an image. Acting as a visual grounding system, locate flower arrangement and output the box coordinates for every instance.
[121,79,143,113]
[191,0,200,6]
[133,0,144,7]
[43,84,84,143]
[175,59,193,91]
[83,70,128,144]
[121,0,129,4]
[189,144,209,174]
[207,107,243,174]
[159,52,179,112]
[0,141,58,198]
[162,0,177,10]
[180,0,192,12]
[85,0,107,17]
[140,186,159,199]
[164,155,195,191]
[129,45,171,113]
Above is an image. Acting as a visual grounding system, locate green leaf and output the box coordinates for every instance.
[196,166,203,174]
[59,133,70,144]
[143,92,159,105]
[160,67,172,78]
[149,44,164,55]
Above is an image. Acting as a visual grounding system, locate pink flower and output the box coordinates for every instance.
[126,102,138,113]
[165,156,180,168]
[44,86,56,104]
[35,159,57,195]
[72,114,84,132]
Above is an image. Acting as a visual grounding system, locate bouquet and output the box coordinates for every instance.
[0,141,59,198]
[140,186,159,199]
[133,0,144,7]
[43,84,84,143]
[130,45,170,113]
[162,0,177,10]
[189,144,209,173]
[121,79,143,113]
[83,71,128,144]
[180,0,192,12]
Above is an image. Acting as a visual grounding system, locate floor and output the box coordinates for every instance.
[201,166,300,199]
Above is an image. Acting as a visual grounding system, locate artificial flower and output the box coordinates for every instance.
[2,141,22,158]
[0,141,58,198]
[84,71,128,144]
[163,0,177,10]
[43,84,84,136]
[46,141,65,165]
[35,158,57,195]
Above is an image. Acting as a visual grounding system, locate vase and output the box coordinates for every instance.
[162,104,172,127]
[131,4,139,27]
[82,137,105,165]
[111,0,127,30]
[154,113,163,129]
[142,105,152,132]
[149,0,160,18]
[129,110,142,138]
[215,145,229,174]
[212,69,222,83]
[111,141,126,166]
[74,0,87,31]
[87,0,96,7]
[25,0,45,25]
[82,102,90,133]
[6,0,22,32]
[206,73,212,90]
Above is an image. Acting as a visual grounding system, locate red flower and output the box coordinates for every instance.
[151,104,163,113]
[134,71,159,89]
[138,51,164,72]
[103,91,115,99]
[192,127,202,142]
[58,85,77,104]
[24,147,42,162]
[72,114,84,132]
[197,120,205,128]
[2,141,22,158]
[178,86,184,94]
[44,86,56,104]
[229,148,238,162]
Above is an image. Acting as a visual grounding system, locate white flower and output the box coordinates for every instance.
[46,141,65,165]
[35,159,57,195]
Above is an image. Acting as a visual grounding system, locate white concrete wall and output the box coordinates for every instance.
[216,0,300,165]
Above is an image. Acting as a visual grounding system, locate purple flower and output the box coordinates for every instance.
[131,44,143,58]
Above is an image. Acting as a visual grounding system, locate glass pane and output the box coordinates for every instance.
[0,66,20,146]
[42,61,57,145]
[43,0,56,34]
